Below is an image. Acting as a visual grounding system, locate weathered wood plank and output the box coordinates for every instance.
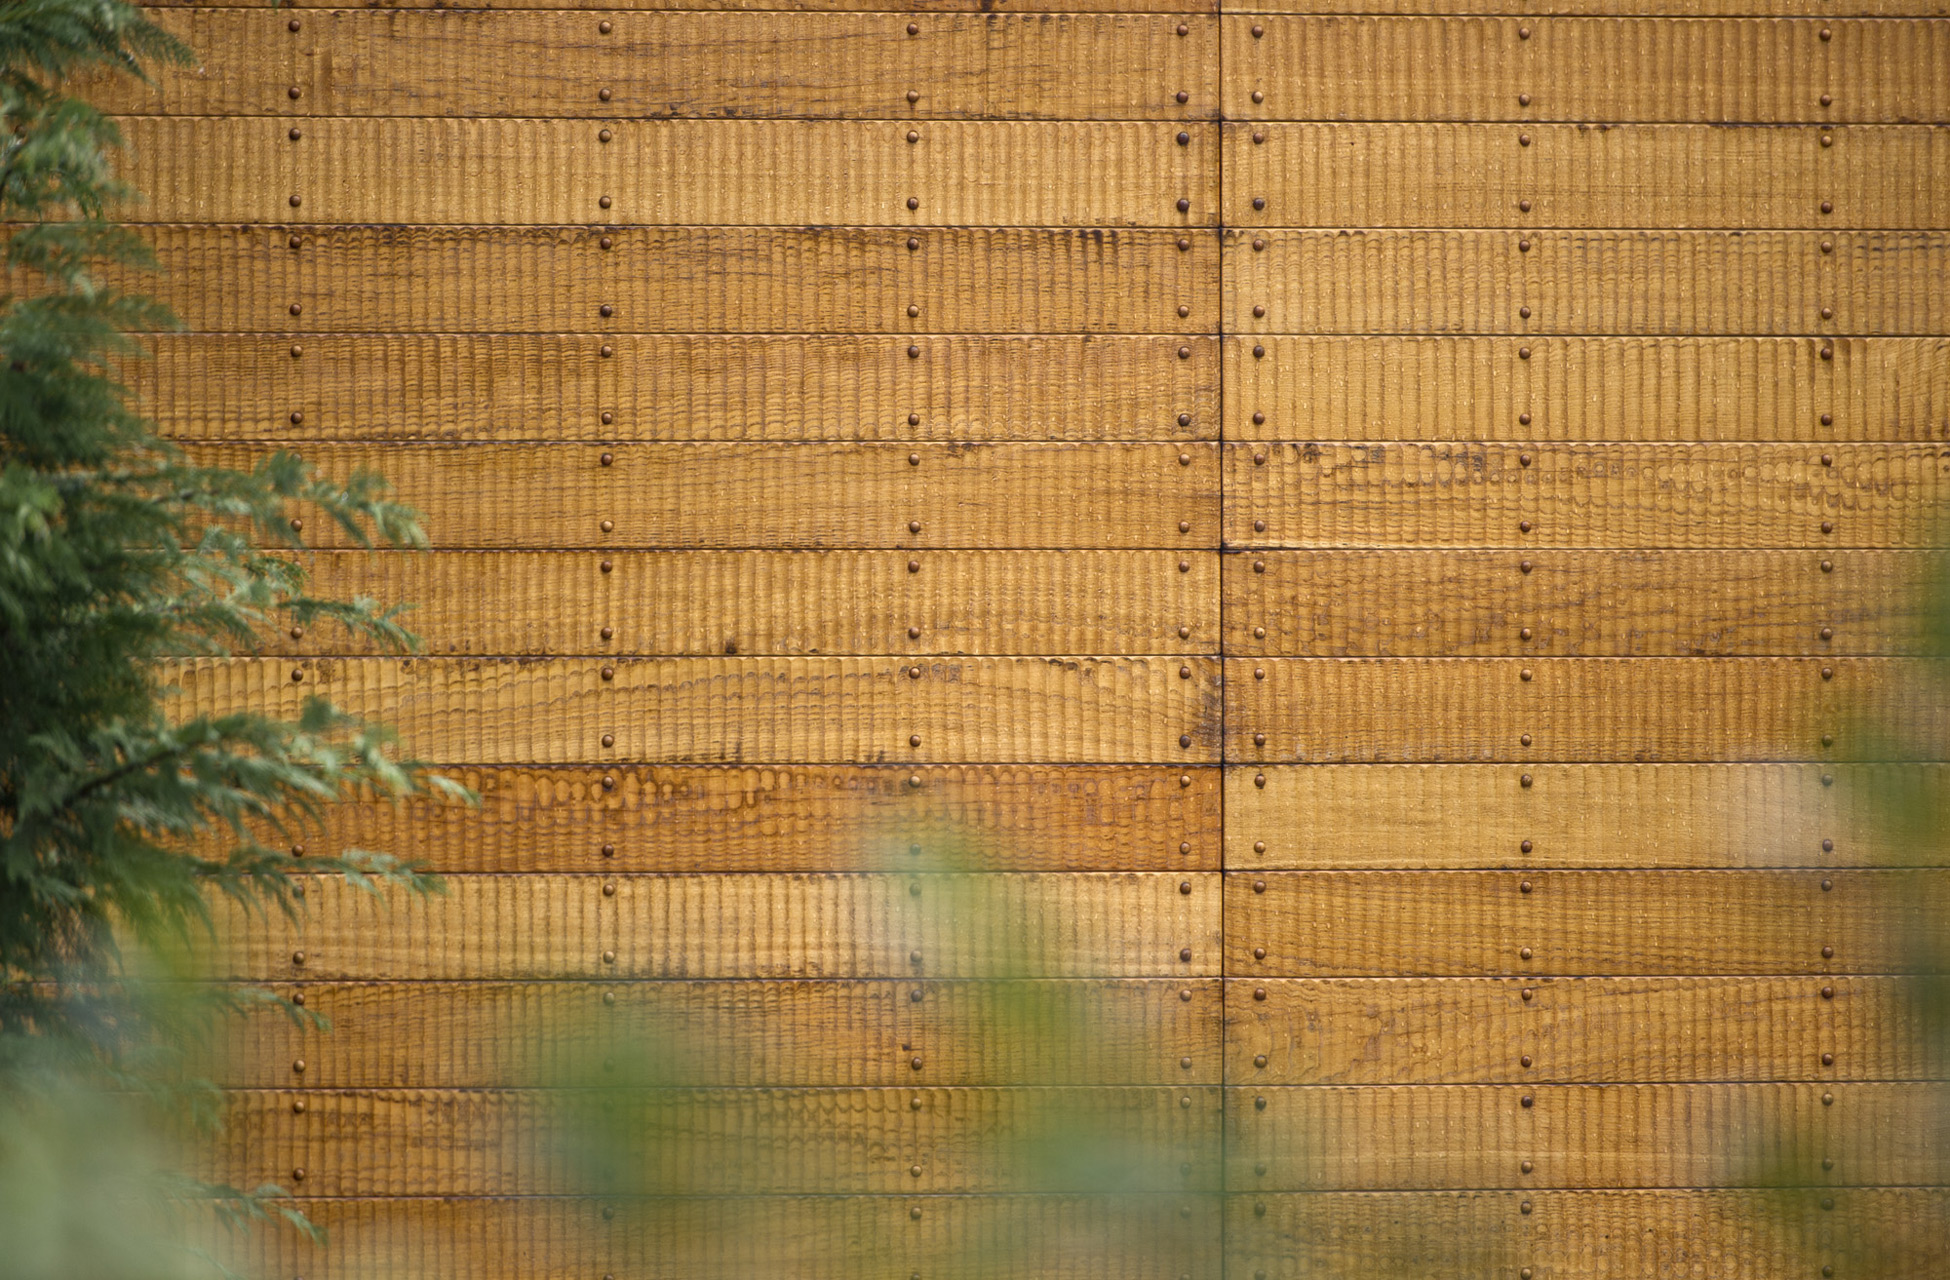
[141,335,1219,442]
[1231,1189,1950,1280]
[1227,869,1950,975]
[277,764,1221,873]
[1224,657,1945,763]
[1227,764,1950,869]
[116,118,1219,227]
[1232,0,1950,16]
[196,1086,1227,1195]
[208,872,1223,979]
[209,979,1223,1087]
[274,551,1216,656]
[1227,977,1943,1084]
[1222,18,1950,123]
[105,11,1218,121]
[1223,336,1950,443]
[1227,1083,1950,1189]
[116,225,1217,334]
[1227,124,1950,230]
[1223,550,1934,657]
[209,1194,1226,1280]
[1225,231,1950,336]
[1224,444,1948,550]
[168,657,1224,764]
[187,442,1218,550]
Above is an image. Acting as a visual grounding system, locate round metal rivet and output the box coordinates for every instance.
[598,129,611,143]
[292,1099,307,1114]
[1253,239,1265,252]
[908,237,920,250]
[1177,23,1189,35]
[1519,133,1531,147]
[1253,132,1265,145]
[1177,237,1191,251]
[1519,411,1532,424]
[1822,201,1833,214]
[1254,1053,1267,1067]
[1520,1055,1531,1068]
[598,19,612,32]
[1520,453,1533,467]
[907,197,920,210]
[1520,1095,1533,1108]
[1254,732,1266,746]
[1519,199,1532,213]
[1519,238,1531,251]
[1521,733,1533,746]
[600,304,613,317]
[1254,841,1266,854]
[1253,880,1266,893]
[600,237,612,250]
[907,130,919,144]
[1251,24,1263,37]
[1179,521,1192,533]
[599,89,611,103]
[1820,26,1831,39]
[1822,986,1835,999]
[1177,198,1191,214]
[1518,24,1530,37]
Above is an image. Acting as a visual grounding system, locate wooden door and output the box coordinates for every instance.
[117,0,1950,1273]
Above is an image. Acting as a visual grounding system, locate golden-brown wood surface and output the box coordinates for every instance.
[194,1087,1228,1195]
[1221,17,1950,122]
[107,11,1220,120]
[1228,977,1941,1084]
[1226,124,1950,229]
[186,442,1220,549]
[208,979,1225,1087]
[141,335,1219,442]
[1223,550,1934,657]
[1226,869,1949,975]
[271,551,1217,656]
[1225,231,1950,335]
[1226,763,1950,868]
[207,873,1223,979]
[110,225,1217,334]
[1223,443,1946,549]
[1224,657,1944,762]
[1222,337,1950,443]
[268,764,1221,873]
[1227,1083,1950,1189]
[168,657,1224,763]
[116,118,1219,227]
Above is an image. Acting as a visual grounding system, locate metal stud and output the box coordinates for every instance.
[599,129,612,143]
[1519,306,1532,320]
[288,235,301,249]
[909,626,921,639]
[907,197,920,210]
[1521,733,1532,746]
[1177,91,1190,105]
[1179,452,1192,465]
[601,666,615,681]
[288,127,302,142]
[599,89,612,103]
[1254,732,1266,746]
[1254,1053,1267,1066]
[1821,239,1834,252]
[1179,346,1192,360]
[1519,199,1532,213]
[1254,773,1266,789]
[1520,1094,1533,1107]
[1253,131,1265,145]
[1521,774,1533,788]
[599,19,612,32]
[1180,734,1192,747]
[600,452,614,466]
[601,412,614,425]
[1177,238,1191,251]
[1180,520,1192,533]
[1520,453,1533,467]
[289,194,303,207]
[288,85,301,99]
[1177,23,1189,35]
[1518,93,1530,107]
[1251,91,1264,105]
[1251,24,1264,37]
[1520,946,1533,960]
[1821,201,1833,214]
[1518,24,1531,37]
[1519,133,1531,147]
[1253,880,1266,893]
[1179,305,1192,318]
[1177,132,1191,146]
[906,90,919,104]
[288,18,300,30]
[1820,26,1832,39]
[907,131,919,144]
[601,733,614,747]
[1253,239,1265,251]
[600,237,612,250]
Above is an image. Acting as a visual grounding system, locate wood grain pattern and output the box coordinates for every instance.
[1226,763,1950,869]
[1227,869,1950,975]
[1225,231,1950,336]
[1227,1083,1950,1189]
[208,979,1223,1087]
[116,118,1218,227]
[1222,18,1950,123]
[209,1194,1226,1280]
[1222,336,1950,443]
[1231,1190,1950,1280]
[168,657,1224,764]
[116,224,1217,334]
[1233,0,1950,18]
[1223,443,1948,549]
[273,551,1218,656]
[109,11,1218,120]
[196,1086,1227,1195]
[1223,550,1935,657]
[1226,124,1950,230]
[208,872,1223,979]
[1227,977,1942,1084]
[274,764,1222,873]
[141,335,1219,442]
[1224,658,1944,763]
[187,442,1219,549]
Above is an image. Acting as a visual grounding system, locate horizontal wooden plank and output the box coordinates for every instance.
[275,551,1216,656]
[119,225,1218,334]
[196,1087,1226,1195]
[1228,869,1950,975]
[1225,124,1950,230]
[1223,443,1948,549]
[1232,1189,1950,1280]
[1224,231,1950,335]
[279,765,1221,873]
[1222,18,1950,123]
[116,118,1219,227]
[207,872,1223,979]
[1228,977,1943,1084]
[168,657,1223,764]
[1227,1083,1950,1188]
[1227,764,1950,868]
[108,11,1218,120]
[1223,658,1945,763]
[141,334,1219,442]
[1223,336,1950,442]
[209,979,1223,1088]
[188,442,1219,549]
[211,1195,1226,1280]
[1223,550,1937,657]
[1232,0,1950,16]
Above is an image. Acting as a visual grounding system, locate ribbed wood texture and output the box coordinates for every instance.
[141,335,1219,442]
[105,11,1221,120]
[1227,763,1950,868]
[265,764,1221,873]
[168,657,1224,763]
